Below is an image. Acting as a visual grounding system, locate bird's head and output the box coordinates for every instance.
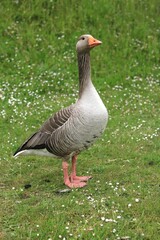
[76,34,102,53]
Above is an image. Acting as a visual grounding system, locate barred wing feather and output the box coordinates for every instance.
[13,105,74,156]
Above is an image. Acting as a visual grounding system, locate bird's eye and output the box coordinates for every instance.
[82,37,85,40]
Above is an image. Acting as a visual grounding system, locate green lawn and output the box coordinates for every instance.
[0,1,160,239]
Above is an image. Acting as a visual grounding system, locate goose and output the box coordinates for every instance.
[14,34,108,188]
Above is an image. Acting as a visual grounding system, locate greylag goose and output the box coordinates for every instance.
[14,34,108,188]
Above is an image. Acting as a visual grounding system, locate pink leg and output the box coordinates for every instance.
[62,161,86,188]
[70,155,92,182]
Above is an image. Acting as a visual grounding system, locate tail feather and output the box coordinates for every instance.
[13,131,50,157]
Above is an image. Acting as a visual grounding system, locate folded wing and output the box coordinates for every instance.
[13,105,74,156]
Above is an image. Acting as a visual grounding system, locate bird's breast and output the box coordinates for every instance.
[70,94,108,150]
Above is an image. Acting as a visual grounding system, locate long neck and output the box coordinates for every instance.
[77,51,92,98]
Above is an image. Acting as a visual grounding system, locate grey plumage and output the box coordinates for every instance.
[14,34,108,184]
[14,105,75,157]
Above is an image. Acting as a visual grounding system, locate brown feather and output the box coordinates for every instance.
[13,105,75,156]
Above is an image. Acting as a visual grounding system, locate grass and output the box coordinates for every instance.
[0,0,160,239]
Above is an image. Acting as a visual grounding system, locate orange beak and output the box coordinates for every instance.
[88,36,102,48]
